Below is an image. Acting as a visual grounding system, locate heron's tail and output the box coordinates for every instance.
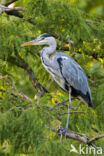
[86,92,94,109]
[81,92,94,109]
[88,99,94,109]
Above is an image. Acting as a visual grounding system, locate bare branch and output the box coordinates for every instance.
[49,98,76,110]
[88,134,104,144]
[6,7,24,12]
[50,120,104,147]
[0,74,32,102]
[17,91,32,102]
[85,19,101,25]
[59,111,85,115]
[0,4,24,18]
[49,100,68,110]
[58,128,87,143]
[5,0,19,6]
[56,127,104,147]
[0,4,37,25]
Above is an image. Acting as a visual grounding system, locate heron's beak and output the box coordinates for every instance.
[21,39,37,47]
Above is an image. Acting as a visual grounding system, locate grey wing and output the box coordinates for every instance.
[56,54,90,95]
[51,52,94,108]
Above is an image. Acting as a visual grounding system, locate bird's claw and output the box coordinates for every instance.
[57,127,88,142]
[57,127,69,141]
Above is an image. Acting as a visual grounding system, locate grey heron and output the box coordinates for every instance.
[21,33,94,133]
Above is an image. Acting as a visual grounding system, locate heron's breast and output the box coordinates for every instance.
[42,63,68,91]
[50,73,67,91]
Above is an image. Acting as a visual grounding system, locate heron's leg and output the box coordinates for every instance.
[58,89,71,141]
[65,89,71,130]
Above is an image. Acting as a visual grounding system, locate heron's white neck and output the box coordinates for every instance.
[41,41,57,67]
[43,41,57,55]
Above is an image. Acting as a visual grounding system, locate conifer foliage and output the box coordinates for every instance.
[0,0,104,155]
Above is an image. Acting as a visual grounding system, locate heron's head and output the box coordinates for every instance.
[21,33,56,47]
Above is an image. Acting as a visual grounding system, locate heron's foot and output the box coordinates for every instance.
[57,127,69,141]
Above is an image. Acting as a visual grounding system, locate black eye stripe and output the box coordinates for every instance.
[40,33,51,38]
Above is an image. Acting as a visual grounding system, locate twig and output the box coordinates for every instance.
[49,97,76,110]
[9,106,25,111]
[26,18,36,25]
[85,19,101,25]
[0,75,32,102]
[49,100,68,110]
[88,134,104,145]
[17,91,32,102]
[59,111,85,115]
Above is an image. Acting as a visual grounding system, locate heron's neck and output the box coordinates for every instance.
[41,43,56,66]
[43,42,56,55]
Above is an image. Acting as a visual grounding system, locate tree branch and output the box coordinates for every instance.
[8,56,48,94]
[0,78,32,102]
[88,134,104,144]
[7,46,48,96]
[5,0,19,6]
[0,4,24,18]
[49,117,104,147]
[85,19,101,25]
[58,128,87,143]
[59,111,85,115]
[49,100,68,110]
[57,127,104,147]
[0,3,36,25]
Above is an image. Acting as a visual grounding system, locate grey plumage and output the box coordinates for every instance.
[21,33,94,132]
[39,34,94,108]
[22,33,94,108]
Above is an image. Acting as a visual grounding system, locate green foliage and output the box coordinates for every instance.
[0,0,104,155]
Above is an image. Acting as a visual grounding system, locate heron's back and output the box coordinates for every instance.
[41,51,94,108]
[51,52,94,108]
